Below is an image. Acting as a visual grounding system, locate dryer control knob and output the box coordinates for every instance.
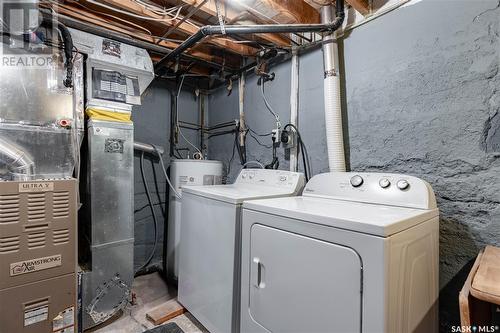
[350,175,364,188]
[397,179,410,190]
[379,178,391,189]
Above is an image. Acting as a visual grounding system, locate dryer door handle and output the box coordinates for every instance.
[252,257,266,289]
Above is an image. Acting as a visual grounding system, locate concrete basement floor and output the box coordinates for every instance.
[90,272,207,333]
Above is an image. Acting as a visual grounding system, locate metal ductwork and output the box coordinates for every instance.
[134,141,165,156]
[0,138,35,180]
[154,0,345,76]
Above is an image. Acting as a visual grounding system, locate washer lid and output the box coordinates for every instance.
[243,196,438,237]
[182,169,305,204]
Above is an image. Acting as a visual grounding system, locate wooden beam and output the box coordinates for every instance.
[346,0,370,16]
[88,0,258,56]
[178,0,290,47]
[250,0,321,24]
[150,56,210,75]
[47,3,240,69]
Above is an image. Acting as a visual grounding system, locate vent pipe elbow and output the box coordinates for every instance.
[0,138,35,180]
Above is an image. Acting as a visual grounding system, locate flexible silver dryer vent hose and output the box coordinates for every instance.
[0,137,35,180]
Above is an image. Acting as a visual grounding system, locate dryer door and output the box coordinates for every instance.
[249,224,362,333]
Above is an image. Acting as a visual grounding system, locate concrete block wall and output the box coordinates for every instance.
[207,0,500,328]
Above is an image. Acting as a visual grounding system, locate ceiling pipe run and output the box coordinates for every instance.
[322,3,346,172]
[155,0,345,76]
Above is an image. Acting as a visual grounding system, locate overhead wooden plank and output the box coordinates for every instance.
[46,3,240,69]
[250,0,321,24]
[346,0,370,16]
[178,0,290,47]
[150,55,212,75]
[146,299,185,326]
[86,0,258,56]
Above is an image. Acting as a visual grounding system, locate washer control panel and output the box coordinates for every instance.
[236,169,305,191]
[304,172,436,210]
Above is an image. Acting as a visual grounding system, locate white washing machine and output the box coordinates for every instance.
[240,172,439,333]
[178,169,305,333]
[167,159,223,280]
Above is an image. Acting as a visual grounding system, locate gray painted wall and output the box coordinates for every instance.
[207,0,500,328]
[208,60,292,179]
[132,80,201,273]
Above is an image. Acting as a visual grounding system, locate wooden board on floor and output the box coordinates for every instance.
[471,245,500,304]
[146,299,186,326]
[459,249,484,326]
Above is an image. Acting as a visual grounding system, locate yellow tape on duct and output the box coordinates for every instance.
[86,108,132,123]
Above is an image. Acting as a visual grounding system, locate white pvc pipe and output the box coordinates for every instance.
[289,38,300,172]
[322,6,346,172]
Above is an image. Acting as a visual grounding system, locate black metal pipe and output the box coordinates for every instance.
[155,0,344,76]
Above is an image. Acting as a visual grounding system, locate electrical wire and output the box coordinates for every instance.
[260,81,280,126]
[248,127,272,137]
[283,124,312,181]
[264,136,280,170]
[154,146,181,199]
[176,75,202,155]
[61,0,155,36]
[248,131,273,149]
[242,161,265,169]
[225,132,237,182]
[135,152,159,275]
[135,201,166,214]
[134,0,182,15]
[85,0,184,22]
[235,124,247,165]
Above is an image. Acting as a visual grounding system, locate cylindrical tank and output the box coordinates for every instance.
[166,159,223,280]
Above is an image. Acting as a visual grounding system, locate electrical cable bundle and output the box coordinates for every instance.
[135,146,180,276]
[264,135,280,170]
[283,124,312,181]
[136,151,158,276]
[235,122,247,166]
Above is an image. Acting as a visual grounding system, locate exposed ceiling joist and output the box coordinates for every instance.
[88,0,258,57]
[45,3,241,70]
[346,0,371,15]
[178,0,291,47]
[249,0,321,24]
